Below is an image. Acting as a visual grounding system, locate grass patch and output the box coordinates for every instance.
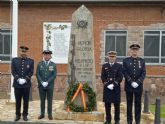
[150,104,165,118]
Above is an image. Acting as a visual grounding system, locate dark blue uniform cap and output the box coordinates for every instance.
[20,46,29,52]
[130,44,140,49]
[43,50,52,54]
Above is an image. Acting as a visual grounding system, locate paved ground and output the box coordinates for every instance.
[0,99,154,124]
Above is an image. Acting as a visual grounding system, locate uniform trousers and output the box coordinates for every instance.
[14,88,30,116]
[126,91,142,124]
[105,102,120,122]
[39,88,54,116]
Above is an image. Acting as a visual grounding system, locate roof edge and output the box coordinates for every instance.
[1,0,165,2]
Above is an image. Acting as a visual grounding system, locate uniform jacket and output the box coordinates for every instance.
[123,56,146,92]
[11,57,34,88]
[36,61,56,89]
[101,62,123,103]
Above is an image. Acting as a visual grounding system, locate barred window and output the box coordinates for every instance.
[0,29,12,61]
[104,30,127,62]
[144,31,165,64]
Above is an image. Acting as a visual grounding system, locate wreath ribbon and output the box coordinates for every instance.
[66,82,96,112]
[67,83,87,112]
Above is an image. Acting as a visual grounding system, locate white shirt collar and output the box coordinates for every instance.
[44,60,50,65]
[109,62,114,66]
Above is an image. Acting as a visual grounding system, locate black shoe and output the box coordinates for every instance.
[115,121,120,124]
[23,116,28,121]
[48,115,53,120]
[127,122,132,124]
[14,115,20,121]
[38,115,45,119]
[104,121,111,124]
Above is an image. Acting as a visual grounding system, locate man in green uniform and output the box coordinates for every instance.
[36,50,57,120]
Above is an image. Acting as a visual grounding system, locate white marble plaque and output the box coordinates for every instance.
[43,22,71,64]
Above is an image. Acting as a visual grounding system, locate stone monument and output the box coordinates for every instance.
[54,5,104,122]
[66,4,96,110]
[68,5,96,90]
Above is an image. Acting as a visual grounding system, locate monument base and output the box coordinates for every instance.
[53,102,104,122]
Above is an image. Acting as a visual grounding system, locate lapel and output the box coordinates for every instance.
[112,62,116,68]
[25,58,30,66]
[47,61,51,66]
[128,57,133,67]
[18,57,22,66]
[41,61,47,70]
[16,58,22,69]
[107,63,111,69]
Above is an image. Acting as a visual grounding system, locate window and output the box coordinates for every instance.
[162,31,165,63]
[104,30,127,62]
[0,29,12,61]
[144,31,165,64]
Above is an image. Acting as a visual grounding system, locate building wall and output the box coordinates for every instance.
[0,74,165,103]
[0,3,165,101]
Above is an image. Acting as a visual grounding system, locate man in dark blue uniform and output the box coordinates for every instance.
[101,51,123,124]
[36,50,57,120]
[123,44,146,124]
[11,46,34,121]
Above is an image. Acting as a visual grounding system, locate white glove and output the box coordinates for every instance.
[131,82,139,88]
[42,82,48,87]
[22,79,26,84]
[18,78,26,85]
[107,84,114,90]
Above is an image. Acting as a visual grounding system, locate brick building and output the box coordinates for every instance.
[0,0,165,102]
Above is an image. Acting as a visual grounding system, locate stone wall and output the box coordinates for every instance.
[0,74,11,98]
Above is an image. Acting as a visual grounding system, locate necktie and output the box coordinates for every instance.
[46,61,48,66]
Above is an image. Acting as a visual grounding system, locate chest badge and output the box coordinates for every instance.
[138,61,141,68]
[49,66,54,71]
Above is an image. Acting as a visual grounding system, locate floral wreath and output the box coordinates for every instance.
[65,82,96,112]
